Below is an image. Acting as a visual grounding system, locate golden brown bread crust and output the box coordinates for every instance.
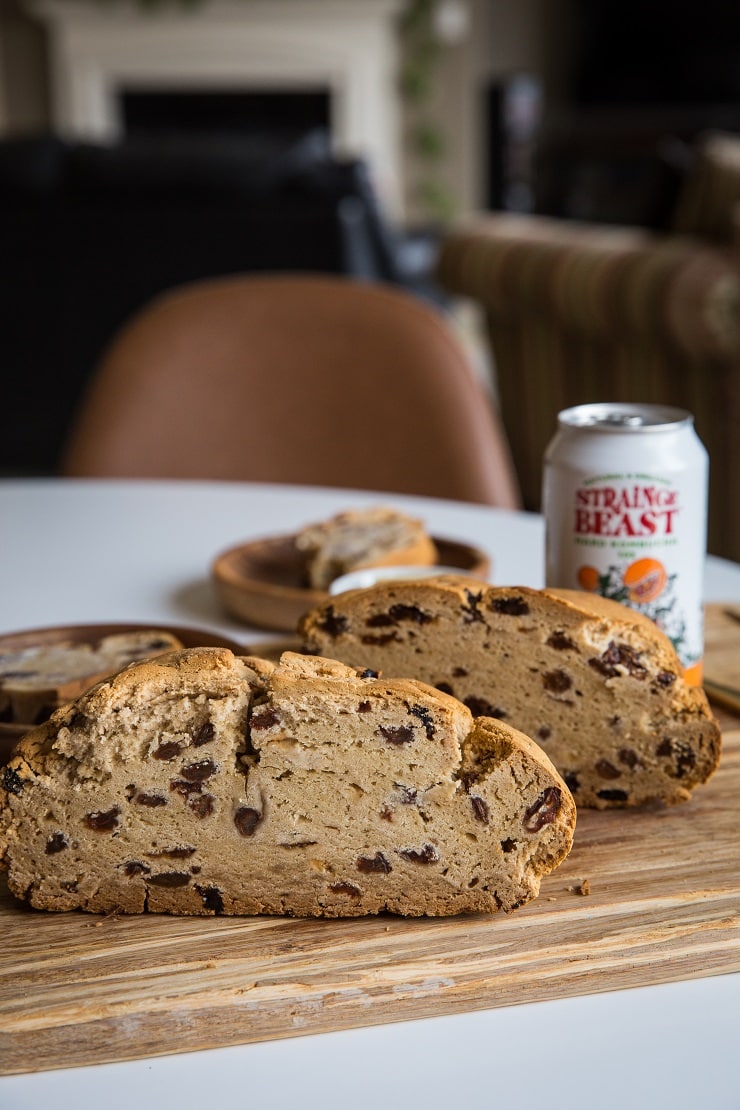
[300,579,722,808]
[541,588,681,655]
[0,647,575,917]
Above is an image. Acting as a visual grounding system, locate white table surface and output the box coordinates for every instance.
[1,478,739,1110]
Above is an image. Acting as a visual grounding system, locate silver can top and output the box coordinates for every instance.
[557,402,693,432]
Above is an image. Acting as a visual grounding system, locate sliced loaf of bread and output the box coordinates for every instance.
[300,579,721,808]
[0,647,575,917]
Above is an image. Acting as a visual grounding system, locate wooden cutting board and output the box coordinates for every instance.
[1,606,739,1076]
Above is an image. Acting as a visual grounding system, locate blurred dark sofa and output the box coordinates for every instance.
[0,132,432,475]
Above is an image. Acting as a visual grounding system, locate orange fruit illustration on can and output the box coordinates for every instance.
[577,565,600,592]
[623,558,667,603]
[682,660,703,687]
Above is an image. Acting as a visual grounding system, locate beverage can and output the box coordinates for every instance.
[543,402,708,685]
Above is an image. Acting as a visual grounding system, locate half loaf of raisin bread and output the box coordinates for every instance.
[0,647,575,917]
[300,579,722,808]
[296,506,437,590]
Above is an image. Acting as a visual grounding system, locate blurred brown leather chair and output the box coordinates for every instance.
[61,273,521,508]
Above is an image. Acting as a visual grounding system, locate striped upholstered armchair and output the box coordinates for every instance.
[436,132,740,563]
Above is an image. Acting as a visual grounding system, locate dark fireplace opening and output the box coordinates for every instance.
[120,87,332,148]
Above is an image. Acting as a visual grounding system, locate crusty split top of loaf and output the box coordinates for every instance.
[0,629,184,726]
[0,647,575,918]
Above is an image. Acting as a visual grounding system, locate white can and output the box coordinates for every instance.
[543,402,708,685]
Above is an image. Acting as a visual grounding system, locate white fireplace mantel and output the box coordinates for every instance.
[26,0,404,212]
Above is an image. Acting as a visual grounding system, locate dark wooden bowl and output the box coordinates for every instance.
[0,622,245,764]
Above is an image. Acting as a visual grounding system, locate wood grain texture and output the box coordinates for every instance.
[704,604,740,713]
[1,606,739,1075]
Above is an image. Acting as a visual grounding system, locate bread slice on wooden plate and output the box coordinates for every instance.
[295,506,437,589]
[300,579,721,809]
[0,647,574,918]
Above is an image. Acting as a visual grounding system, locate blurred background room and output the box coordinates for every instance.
[1,0,739,559]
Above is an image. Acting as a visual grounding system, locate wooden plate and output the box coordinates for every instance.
[211,533,490,633]
[0,622,245,764]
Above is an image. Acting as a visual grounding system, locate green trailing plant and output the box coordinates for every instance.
[399,0,456,225]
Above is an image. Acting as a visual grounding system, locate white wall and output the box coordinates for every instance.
[0,1,49,132]
[0,0,566,220]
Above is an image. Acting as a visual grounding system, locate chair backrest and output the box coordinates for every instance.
[61,273,521,508]
[0,136,403,477]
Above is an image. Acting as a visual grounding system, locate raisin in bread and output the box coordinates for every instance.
[300,579,722,809]
[295,506,437,590]
[0,630,183,726]
[0,647,575,917]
